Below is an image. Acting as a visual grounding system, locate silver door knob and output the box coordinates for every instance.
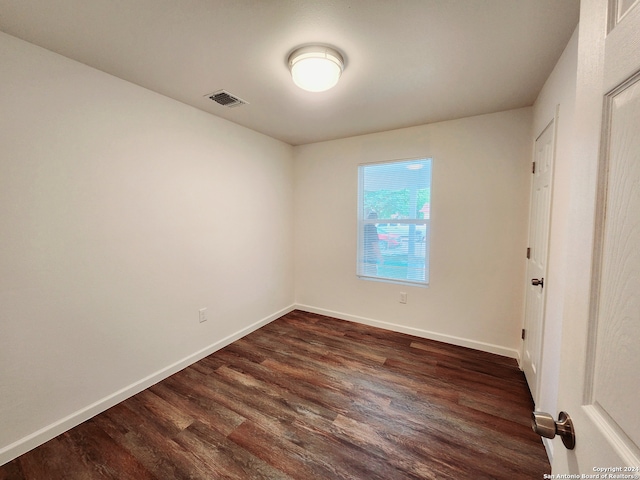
[531,411,575,449]
[531,278,544,287]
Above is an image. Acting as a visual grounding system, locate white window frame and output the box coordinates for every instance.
[357,158,432,287]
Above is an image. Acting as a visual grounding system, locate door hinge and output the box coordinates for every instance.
[526,247,531,259]
[522,329,526,340]
[532,162,536,174]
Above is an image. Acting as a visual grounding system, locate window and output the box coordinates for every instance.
[357,158,432,286]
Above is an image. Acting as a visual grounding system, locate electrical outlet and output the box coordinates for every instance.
[399,292,407,304]
[198,308,208,323]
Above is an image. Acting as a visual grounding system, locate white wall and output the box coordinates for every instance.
[0,32,294,463]
[531,27,579,462]
[293,108,533,357]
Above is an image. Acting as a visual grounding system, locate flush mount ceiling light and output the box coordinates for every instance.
[288,45,344,92]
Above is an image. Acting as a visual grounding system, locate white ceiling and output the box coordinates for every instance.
[0,0,580,146]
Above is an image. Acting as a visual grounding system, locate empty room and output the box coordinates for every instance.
[2,0,639,478]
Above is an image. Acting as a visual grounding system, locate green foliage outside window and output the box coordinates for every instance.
[364,188,430,219]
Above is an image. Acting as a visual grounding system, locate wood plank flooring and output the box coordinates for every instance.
[0,310,550,479]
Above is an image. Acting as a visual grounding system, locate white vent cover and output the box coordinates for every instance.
[205,90,248,108]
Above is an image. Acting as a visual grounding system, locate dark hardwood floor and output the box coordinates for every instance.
[0,310,550,479]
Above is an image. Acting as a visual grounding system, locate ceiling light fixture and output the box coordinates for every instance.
[288,45,344,92]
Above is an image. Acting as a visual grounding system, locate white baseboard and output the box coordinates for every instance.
[295,304,521,360]
[0,304,296,467]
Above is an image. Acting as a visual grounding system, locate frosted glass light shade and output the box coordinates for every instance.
[288,46,344,92]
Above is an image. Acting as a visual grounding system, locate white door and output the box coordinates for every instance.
[551,0,640,472]
[522,118,556,404]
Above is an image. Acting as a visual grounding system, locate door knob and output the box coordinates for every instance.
[531,411,575,449]
[531,278,544,287]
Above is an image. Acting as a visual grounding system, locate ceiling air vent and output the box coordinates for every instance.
[206,90,248,108]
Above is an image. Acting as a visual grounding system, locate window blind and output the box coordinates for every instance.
[357,158,432,286]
